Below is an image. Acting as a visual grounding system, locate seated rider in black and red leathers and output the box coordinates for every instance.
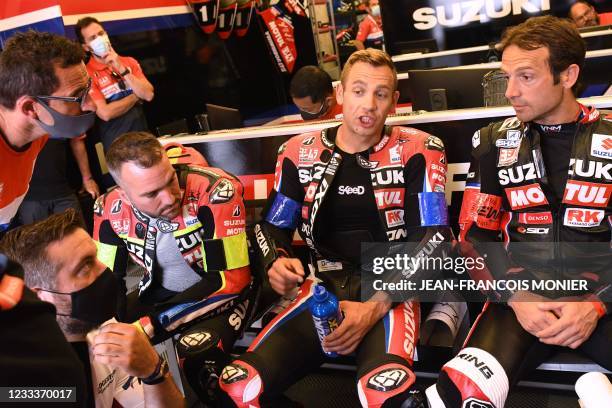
[93,132,256,404]
[220,49,453,408]
[421,17,612,408]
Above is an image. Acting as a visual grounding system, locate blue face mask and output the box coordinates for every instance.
[33,99,96,139]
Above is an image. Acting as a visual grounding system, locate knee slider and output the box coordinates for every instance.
[176,329,229,402]
[357,363,416,408]
[219,360,263,408]
[437,347,508,408]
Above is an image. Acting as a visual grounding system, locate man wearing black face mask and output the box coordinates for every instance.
[290,65,343,121]
[0,31,97,235]
[0,209,184,408]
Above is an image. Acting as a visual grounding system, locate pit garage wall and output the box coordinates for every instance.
[380,0,612,56]
[160,96,612,231]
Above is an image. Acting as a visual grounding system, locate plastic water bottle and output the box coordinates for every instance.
[575,372,612,407]
[310,285,343,357]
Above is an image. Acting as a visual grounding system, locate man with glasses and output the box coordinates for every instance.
[0,30,96,235]
[569,1,612,28]
[0,30,96,404]
[75,17,154,152]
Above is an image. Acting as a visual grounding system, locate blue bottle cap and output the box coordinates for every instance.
[313,285,328,302]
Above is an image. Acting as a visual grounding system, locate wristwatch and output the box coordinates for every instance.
[119,67,131,77]
[140,355,169,385]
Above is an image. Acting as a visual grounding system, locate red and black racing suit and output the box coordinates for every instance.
[220,125,453,407]
[93,147,255,403]
[431,106,612,408]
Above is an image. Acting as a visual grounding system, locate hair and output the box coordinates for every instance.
[0,209,82,289]
[0,31,85,109]
[340,49,398,91]
[568,1,594,18]
[75,16,103,44]
[500,16,585,87]
[105,131,164,181]
[290,66,334,103]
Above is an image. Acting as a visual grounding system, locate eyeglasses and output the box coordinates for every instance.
[36,78,92,109]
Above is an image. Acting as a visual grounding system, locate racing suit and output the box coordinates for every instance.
[429,106,612,407]
[220,125,453,407]
[93,146,255,403]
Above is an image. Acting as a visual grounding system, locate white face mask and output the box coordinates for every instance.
[371,4,381,17]
[88,34,111,57]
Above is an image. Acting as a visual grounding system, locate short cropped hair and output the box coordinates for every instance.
[105,132,164,181]
[0,209,82,289]
[340,49,398,91]
[74,16,102,44]
[0,31,84,109]
[500,15,585,86]
[290,66,334,103]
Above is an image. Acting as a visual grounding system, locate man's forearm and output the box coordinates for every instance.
[69,138,93,180]
[124,74,154,101]
[96,94,139,121]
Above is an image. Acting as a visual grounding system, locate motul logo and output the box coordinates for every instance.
[374,190,402,206]
[518,211,552,225]
[562,180,611,207]
[505,183,548,210]
[564,208,604,227]
[413,0,551,30]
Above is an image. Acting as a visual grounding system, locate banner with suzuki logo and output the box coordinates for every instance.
[380,0,607,55]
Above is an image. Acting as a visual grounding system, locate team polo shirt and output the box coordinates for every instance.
[0,132,48,231]
[86,56,146,103]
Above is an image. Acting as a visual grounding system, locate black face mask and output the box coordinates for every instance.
[299,99,329,121]
[43,269,119,325]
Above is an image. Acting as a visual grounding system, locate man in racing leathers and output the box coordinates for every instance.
[421,16,612,408]
[93,132,255,403]
[220,49,452,407]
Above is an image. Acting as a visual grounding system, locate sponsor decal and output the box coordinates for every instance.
[180,331,212,348]
[176,229,204,252]
[302,136,315,146]
[232,205,241,217]
[373,135,390,152]
[568,159,611,180]
[93,198,104,216]
[356,154,378,169]
[539,124,562,133]
[497,147,519,167]
[590,134,612,159]
[389,144,402,164]
[505,183,548,210]
[367,368,408,392]
[463,398,494,408]
[498,117,521,131]
[299,147,318,163]
[254,224,270,256]
[221,364,248,384]
[229,300,249,330]
[157,219,179,233]
[111,219,130,235]
[518,211,552,224]
[495,139,520,149]
[371,169,404,187]
[472,131,480,148]
[425,135,444,151]
[277,141,288,155]
[210,179,235,203]
[321,129,334,148]
[562,180,611,207]
[498,163,538,185]
[111,199,122,214]
[374,190,402,207]
[385,209,405,228]
[338,185,365,195]
[564,208,604,227]
[412,0,550,31]
[317,259,343,271]
[457,352,493,379]
[387,228,408,240]
[517,226,549,234]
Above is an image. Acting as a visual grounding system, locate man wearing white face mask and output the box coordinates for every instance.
[76,17,154,152]
[354,0,385,51]
[0,31,97,235]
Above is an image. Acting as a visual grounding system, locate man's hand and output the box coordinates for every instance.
[267,257,304,296]
[535,301,600,349]
[82,178,100,199]
[508,291,558,336]
[102,48,124,72]
[92,322,159,378]
[323,301,387,355]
